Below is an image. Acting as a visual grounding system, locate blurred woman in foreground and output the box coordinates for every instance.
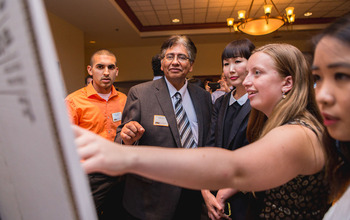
[312,13,350,219]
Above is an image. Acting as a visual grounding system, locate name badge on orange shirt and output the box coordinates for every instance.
[153,115,169,126]
[112,112,122,122]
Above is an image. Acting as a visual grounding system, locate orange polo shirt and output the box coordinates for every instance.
[65,83,127,141]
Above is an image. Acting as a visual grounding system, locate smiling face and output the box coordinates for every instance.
[223,57,248,89]
[243,52,290,117]
[87,54,118,94]
[161,44,194,90]
[313,36,350,141]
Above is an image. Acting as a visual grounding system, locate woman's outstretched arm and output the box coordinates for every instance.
[74,124,325,192]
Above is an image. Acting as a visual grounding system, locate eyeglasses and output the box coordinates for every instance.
[95,64,117,71]
[164,53,190,63]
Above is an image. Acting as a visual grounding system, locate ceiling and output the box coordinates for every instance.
[43,0,350,48]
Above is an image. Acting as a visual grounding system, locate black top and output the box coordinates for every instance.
[247,119,330,219]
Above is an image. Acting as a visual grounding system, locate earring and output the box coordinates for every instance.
[282,90,286,99]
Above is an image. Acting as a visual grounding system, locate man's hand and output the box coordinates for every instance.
[120,121,145,145]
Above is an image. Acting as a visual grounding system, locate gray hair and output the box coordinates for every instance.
[160,35,197,62]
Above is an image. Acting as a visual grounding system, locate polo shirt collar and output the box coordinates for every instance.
[86,82,118,98]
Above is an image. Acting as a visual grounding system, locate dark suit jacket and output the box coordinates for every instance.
[206,91,250,150]
[115,78,212,220]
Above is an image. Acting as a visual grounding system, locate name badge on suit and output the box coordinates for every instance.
[153,115,169,126]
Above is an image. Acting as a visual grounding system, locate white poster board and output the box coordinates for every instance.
[0,0,97,219]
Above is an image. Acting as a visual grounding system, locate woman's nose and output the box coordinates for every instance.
[229,64,235,73]
[242,73,251,87]
[316,81,335,107]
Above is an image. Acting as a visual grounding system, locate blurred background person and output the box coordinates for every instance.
[85,75,93,86]
[209,73,232,104]
[188,78,206,90]
[204,78,214,93]
[152,53,164,81]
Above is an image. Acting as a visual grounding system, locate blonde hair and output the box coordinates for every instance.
[247,44,324,142]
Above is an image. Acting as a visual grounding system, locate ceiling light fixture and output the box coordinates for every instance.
[226,0,295,36]
[304,12,312,17]
[172,18,180,23]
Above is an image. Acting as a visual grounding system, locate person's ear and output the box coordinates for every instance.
[282,75,293,93]
[188,61,194,73]
[160,59,164,72]
[87,65,93,76]
[115,67,119,77]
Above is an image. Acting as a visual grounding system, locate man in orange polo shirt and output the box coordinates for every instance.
[66,49,127,219]
[66,49,126,141]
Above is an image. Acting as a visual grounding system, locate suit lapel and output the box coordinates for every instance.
[218,94,230,148]
[154,79,182,148]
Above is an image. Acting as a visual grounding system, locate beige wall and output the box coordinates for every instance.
[90,38,312,82]
[98,46,160,82]
[48,10,315,93]
[46,12,85,94]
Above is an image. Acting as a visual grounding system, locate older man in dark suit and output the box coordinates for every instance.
[115,35,212,220]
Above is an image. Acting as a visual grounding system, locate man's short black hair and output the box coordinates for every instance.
[152,54,164,77]
[84,75,93,85]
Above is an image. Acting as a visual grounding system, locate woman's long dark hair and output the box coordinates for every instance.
[323,135,350,201]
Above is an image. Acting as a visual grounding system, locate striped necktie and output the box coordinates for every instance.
[174,92,196,148]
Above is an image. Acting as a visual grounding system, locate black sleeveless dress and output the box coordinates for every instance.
[246,119,330,219]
